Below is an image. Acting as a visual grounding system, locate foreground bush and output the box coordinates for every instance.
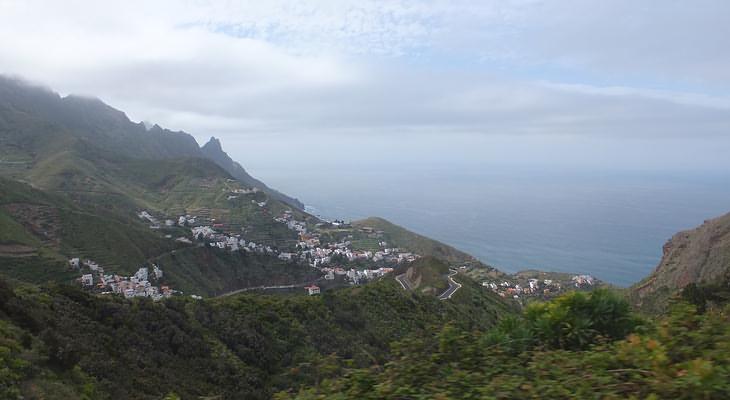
[284,291,730,399]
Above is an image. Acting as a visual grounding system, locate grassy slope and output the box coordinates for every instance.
[152,246,320,297]
[0,140,308,292]
[395,256,515,317]
[352,217,477,265]
[399,256,451,295]
[0,177,179,279]
[0,209,39,246]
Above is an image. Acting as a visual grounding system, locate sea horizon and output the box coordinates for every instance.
[250,163,730,287]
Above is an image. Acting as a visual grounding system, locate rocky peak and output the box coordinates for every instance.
[202,136,224,154]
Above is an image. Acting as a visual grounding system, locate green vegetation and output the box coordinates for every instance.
[491,289,640,352]
[4,72,730,400]
[349,237,380,252]
[0,177,179,278]
[0,276,511,399]
[153,246,320,296]
[1,77,312,295]
[398,256,451,295]
[352,217,478,264]
[0,318,102,399]
[680,272,730,313]
[0,122,303,290]
[0,257,76,286]
[0,209,39,247]
[284,289,730,399]
[5,272,730,400]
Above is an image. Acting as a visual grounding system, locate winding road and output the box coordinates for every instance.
[396,268,462,300]
[437,269,462,300]
[395,273,413,290]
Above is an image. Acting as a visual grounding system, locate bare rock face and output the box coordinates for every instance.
[633,212,730,311]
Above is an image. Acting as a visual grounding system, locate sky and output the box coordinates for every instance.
[1,0,729,172]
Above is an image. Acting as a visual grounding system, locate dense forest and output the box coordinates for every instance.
[280,282,730,399]
[0,275,511,399]
[3,274,730,399]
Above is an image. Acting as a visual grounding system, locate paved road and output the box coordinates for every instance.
[395,273,413,290]
[437,269,462,300]
[396,269,462,300]
[218,279,320,297]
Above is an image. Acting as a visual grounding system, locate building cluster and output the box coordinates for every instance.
[191,225,277,254]
[227,187,260,200]
[571,274,596,287]
[73,258,173,301]
[177,215,197,226]
[482,274,596,299]
[137,211,161,229]
[187,213,409,286]
[482,278,563,299]
[272,211,411,287]
[302,266,395,295]
[275,210,419,267]
[275,210,308,234]
[132,203,423,296]
[139,210,198,230]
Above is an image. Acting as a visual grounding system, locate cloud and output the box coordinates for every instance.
[0,0,728,170]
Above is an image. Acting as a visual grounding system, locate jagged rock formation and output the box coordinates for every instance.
[201,136,304,209]
[0,75,303,209]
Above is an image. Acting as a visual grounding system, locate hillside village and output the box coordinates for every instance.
[70,257,175,301]
[480,273,598,301]
[70,183,603,301]
[73,184,418,297]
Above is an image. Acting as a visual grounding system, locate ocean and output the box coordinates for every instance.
[253,164,730,287]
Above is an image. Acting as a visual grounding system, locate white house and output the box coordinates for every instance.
[81,274,93,286]
[153,265,163,280]
[305,285,320,295]
[134,267,148,282]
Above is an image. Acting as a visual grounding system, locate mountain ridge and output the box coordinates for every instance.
[1,75,486,299]
[0,75,303,209]
[201,135,304,209]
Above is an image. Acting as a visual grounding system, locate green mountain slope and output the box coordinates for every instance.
[352,217,482,265]
[0,169,314,294]
[396,256,451,295]
[0,75,302,209]
[0,77,315,294]
[151,246,320,297]
[0,177,178,280]
[2,76,509,298]
[4,74,730,400]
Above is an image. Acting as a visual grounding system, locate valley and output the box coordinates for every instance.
[1,75,729,399]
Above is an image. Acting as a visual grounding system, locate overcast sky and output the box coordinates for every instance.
[1,0,729,172]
